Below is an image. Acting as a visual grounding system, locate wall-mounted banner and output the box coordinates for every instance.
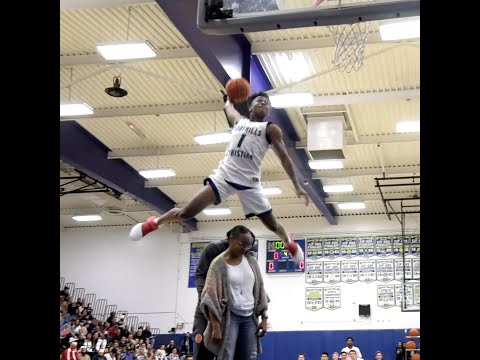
[376,259,395,282]
[358,237,375,257]
[412,259,420,280]
[358,260,377,283]
[394,258,412,281]
[377,285,395,309]
[305,262,323,285]
[306,237,323,260]
[409,234,420,256]
[323,261,341,284]
[188,242,209,288]
[392,235,406,256]
[340,260,359,283]
[395,283,414,308]
[305,287,324,311]
[375,236,393,257]
[323,238,341,258]
[340,237,358,258]
[323,286,341,310]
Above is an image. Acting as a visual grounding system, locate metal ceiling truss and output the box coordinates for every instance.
[60,170,122,198]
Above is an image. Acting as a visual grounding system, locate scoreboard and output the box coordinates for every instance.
[266,239,305,273]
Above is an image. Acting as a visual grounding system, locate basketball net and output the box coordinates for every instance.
[328,22,371,72]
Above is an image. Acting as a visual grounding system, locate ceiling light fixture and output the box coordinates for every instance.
[194,131,232,145]
[262,187,282,196]
[308,160,344,170]
[379,16,420,41]
[203,208,232,216]
[72,215,102,222]
[396,120,420,133]
[338,202,365,210]
[60,102,94,117]
[139,168,176,179]
[105,76,128,97]
[323,184,354,193]
[270,93,314,108]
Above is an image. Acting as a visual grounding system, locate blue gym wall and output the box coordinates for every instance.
[154,328,412,360]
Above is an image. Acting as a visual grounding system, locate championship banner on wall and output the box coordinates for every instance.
[392,235,406,256]
[340,237,358,258]
[305,262,323,285]
[409,234,420,256]
[376,259,395,282]
[413,283,420,306]
[305,287,324,311]
[323,286,341,310]
[395,284,414,307]
[306,237,323,260]
[394,258,412,281]
[340,260,359,283]
[323,261,341,284]
[377,285,395,309]
[358,237,375,257]
[358,260,377,283]
[375,236,393,257]
[412,259,420,279]
[323,238,341,258]
[188,242,209,288]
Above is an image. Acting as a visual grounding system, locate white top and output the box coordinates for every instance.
[341,346,363,359]
[216,118,270,188]
[227,255,255,316]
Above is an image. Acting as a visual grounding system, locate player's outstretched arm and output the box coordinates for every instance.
[268,124,309,206]
[224,98,243,127]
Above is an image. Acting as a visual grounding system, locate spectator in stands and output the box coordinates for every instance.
[340,351,348,360]
[79,347,91,360]
[395,341,405,360]
[62,341,80,360]
[93,349,107,360]
[199,225,269,360]
[349,350,362,360]
[321,352,330,360]
[84,333,94,357]
[186,356,193,360]
[168,348,180,360]
[96,333,107,351]
[341,338,363,359]
[155,344,167,360]
[298,353,305,360]
[332,352,339,360]
[180,332,193,357]
[107,312,116,324]
[165,340,177,356]
[374,351,383,360]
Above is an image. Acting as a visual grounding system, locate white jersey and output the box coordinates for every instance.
[216,118,271,188]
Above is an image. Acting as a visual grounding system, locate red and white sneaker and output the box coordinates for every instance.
[129,216,160,241]
[286,236,304,264]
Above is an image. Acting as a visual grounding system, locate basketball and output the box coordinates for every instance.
[405,341,416,349]
[225,78,250,104]
[411,354,420,360]
[409,328,420,337]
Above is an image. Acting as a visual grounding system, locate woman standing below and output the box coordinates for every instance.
[200,225,269,360]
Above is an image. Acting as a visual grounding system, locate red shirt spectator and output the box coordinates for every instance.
[62,342,80,360]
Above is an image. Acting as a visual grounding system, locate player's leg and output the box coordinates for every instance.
[130,175,232,241]
[129,185,216,241]
[257,212,304,264]
[238,188,304,264]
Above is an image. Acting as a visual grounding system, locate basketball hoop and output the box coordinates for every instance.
[328,21,371,72]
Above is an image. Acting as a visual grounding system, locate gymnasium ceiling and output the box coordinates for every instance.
[60,0,420,231]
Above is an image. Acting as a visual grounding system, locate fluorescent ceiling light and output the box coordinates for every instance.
[96,40,156,60]
[139,169,176,179]
[60,102,94,117]
[396,120,420,133]
[379,17,420,41]
[275,52,311,82]
[323,184,353,193]
[262,186,282,196]
[338,202,366,210]
[308,160,344,170]
[194,131,231,145]
[72,215,102,222]
[270,93,314,108]
[203,208,232,216]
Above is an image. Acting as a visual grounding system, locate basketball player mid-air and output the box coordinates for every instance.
[130,91,308,264]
